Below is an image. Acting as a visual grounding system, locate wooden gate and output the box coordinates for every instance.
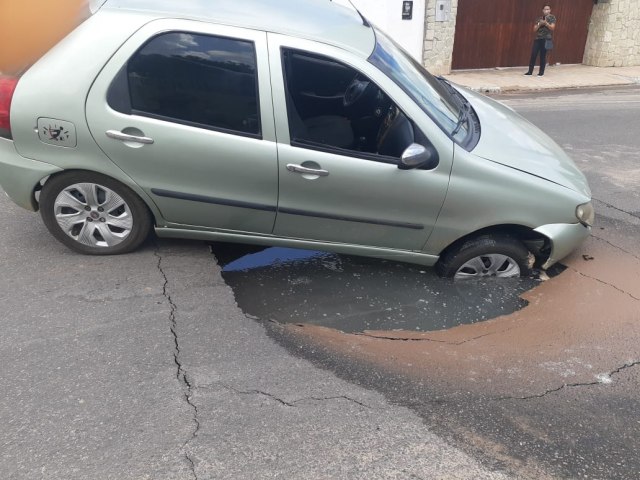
[451,0,594,70]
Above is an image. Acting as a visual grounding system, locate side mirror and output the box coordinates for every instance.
[398,143,439,170]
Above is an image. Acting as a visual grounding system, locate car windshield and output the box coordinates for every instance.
[368,27,468,142]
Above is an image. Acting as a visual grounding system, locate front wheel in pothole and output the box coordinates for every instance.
[436,235,531,279]
[40,172,152,255]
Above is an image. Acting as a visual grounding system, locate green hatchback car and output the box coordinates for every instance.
[0,0,593,278]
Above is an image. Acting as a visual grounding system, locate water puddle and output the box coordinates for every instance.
[211,243,546,334]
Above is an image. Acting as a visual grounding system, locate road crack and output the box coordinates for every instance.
[354,333,451,344]
[155,249,199,480]
[591,234,640,262]
[353,328,516,346]
[592,197,640,220]
[292,395,372,409]
[219,383,371,409]
[498,360,640,401]
[568,267,640,301]
[221,384,295,406]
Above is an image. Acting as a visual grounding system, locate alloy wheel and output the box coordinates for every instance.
[454,254,521,279]
[53,182,133,248]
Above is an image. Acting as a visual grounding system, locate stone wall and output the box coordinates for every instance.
[422,0,458,74]
[583,0,640,67]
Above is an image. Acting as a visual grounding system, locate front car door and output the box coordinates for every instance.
[86,20,278,233]
[267,34,454,252]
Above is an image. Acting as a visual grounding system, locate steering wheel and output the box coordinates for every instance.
[376,106,414,158]
[343,76,372,107]
[376,106,398,147]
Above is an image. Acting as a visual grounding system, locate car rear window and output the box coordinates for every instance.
[113,32,261,137]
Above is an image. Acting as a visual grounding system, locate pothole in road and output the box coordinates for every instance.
[211,243,559,333]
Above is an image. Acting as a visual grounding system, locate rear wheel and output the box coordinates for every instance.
[40,171,151,255]
[436,235,531,279]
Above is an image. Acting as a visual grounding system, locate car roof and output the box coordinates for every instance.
[100,0,376,57]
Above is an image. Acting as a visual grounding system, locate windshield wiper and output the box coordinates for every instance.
[451,101,470,137]
[436,76,464,105]
[436,77,471,136]
[436,75,454,89]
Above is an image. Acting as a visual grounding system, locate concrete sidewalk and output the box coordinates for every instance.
[444,64,640,94]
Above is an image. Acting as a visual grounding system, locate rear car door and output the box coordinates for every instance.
[267,34,454,251]
[86,20,277,233]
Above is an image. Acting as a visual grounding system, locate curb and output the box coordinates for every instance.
[456,80,640,95]
[465,85,502,94]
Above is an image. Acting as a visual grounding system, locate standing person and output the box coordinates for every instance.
[525,5,556,76]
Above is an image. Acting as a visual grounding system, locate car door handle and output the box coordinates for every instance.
[106,130,154,145]
[286,164,329,177]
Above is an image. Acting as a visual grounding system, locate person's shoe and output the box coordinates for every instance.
[537,73,544,76]
[524,72,533,75]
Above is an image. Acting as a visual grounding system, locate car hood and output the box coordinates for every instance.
[459,87,591,198]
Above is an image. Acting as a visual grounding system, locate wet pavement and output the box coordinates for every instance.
[210,88,640,479]
[211,219,640,479]
[261,223,640,479]
[213,243,543,334]
[214,89,640,480]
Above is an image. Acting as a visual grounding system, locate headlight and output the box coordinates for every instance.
[576,202,595,227]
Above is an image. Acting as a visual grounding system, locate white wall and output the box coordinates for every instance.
[332,0,426,61]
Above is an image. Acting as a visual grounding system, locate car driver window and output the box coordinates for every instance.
[281,48,418,160]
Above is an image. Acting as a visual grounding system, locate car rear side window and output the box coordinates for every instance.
[109,32,261,137]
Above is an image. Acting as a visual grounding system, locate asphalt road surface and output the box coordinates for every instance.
[0,183,512,474]
[1,85,639,479]
[217,86,640,479]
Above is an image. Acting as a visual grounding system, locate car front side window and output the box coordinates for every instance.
[109,31,261,137]
[281,48,428,163]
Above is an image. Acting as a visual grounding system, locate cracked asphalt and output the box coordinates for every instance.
[154,250,200,475]
[1,85,638,480]
[251,86,640,479]
[0,192,507,478]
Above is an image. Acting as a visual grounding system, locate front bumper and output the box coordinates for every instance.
[534,222,591,269]
[0,138,62,211]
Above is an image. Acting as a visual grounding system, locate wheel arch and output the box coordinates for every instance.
[437,224,551,268]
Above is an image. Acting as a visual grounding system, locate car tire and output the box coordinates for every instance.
[40,171,152,255]
[436,235,531,279]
